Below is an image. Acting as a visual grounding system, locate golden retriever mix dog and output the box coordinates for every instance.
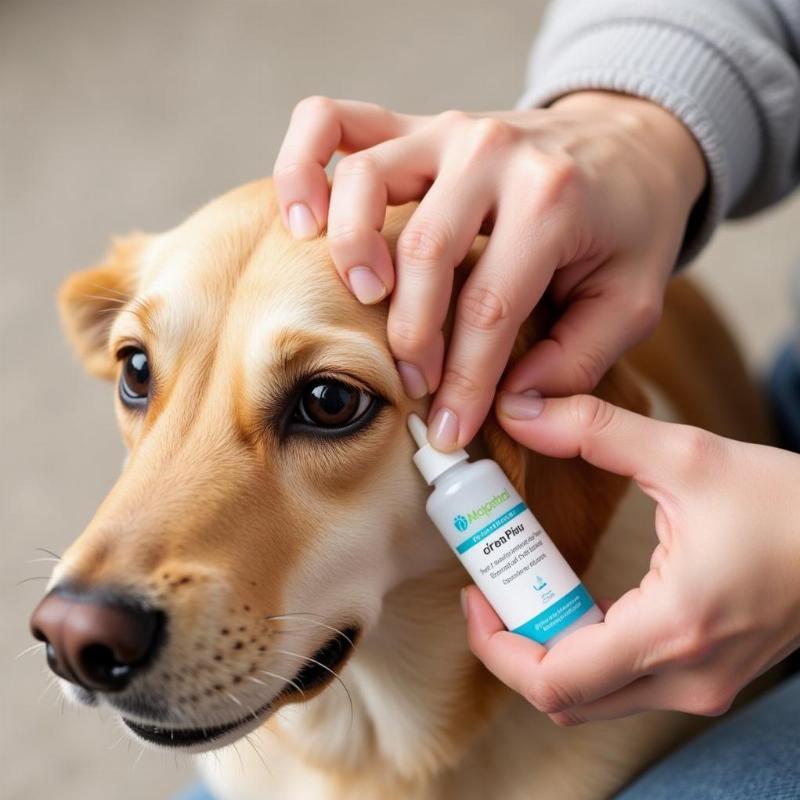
[30,180,766,799]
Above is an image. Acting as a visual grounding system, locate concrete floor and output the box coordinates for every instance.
[2,1,798,799]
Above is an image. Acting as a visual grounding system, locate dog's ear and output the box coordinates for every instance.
[58,233,148,380]
[480,309,650,577]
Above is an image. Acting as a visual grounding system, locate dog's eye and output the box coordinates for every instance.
[119,349,151,409]
[292,379,374,431]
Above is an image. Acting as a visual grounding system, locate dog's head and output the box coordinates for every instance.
[30,179,645,752]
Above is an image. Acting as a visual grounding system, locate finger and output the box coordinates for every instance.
[327,134,438,304]
[547,673,665,725]
[427,197,556,449]
[273,97,416,238]
[386,169,490,400]
[467,584,659,714]
[495,392,690,489]
[515,592,665,713]
[549,666,737,725]
[503,264,662,396]
[464,586,549,696]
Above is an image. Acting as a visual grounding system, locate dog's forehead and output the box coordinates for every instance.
[117,183,388,379]
[141,201,341,314]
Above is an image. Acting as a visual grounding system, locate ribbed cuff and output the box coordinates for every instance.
[518,16,762,265]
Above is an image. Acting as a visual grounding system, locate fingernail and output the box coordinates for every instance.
[397,361,428,399]
[460,587,469,620]
[498,391,545,420]
[428,407,459,450]
[288,203,318,240]
[347,266,387,304]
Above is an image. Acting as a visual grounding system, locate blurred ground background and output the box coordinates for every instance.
[1,1,798,798]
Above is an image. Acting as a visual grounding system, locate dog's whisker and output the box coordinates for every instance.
[265,615,355,647]
[14,641,45,660]
[232,741,245,775]
[33,547,61,560]
[275,649,347,684]
[109,731,128,751]
[225,691,243,708]
[244,732,274,779]
[275,648,353,721]
[258,669,305,700]
[16,576,52,587]
[132,742,147,770]
[232,693,260,727]
[263,626,325,635]
[37,675,60,703]
[27,557,61,564]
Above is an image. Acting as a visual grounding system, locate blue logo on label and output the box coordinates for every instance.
[453,515,469,532]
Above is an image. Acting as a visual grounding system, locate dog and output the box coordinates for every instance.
[30,179,768,799]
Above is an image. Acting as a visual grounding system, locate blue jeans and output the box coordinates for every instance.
[615,672,800,799]
[172,784,216,800]
[770,340,800,454]
[174,674,800,800]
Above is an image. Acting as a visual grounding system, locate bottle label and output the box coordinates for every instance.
[510,583,595,643]
[446,486,595,644]
[455,501,528,554]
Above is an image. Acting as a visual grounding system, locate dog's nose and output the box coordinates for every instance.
[30,587,164,692]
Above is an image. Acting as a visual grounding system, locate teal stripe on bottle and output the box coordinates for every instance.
[455,502,527,554]
[512,583,595,644]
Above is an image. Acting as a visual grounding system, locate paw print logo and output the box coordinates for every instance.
[453,515,469,532]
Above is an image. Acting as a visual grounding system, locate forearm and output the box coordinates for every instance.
[522,0,800,263]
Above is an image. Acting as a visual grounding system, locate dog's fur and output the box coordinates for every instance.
[50,179,766,799]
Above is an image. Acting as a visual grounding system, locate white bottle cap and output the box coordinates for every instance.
[407,413,469,485]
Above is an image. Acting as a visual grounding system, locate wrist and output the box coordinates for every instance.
[552,91,707,207]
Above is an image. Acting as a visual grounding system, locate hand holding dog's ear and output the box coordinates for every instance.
[464,393,800,724]
[273,93,706,451]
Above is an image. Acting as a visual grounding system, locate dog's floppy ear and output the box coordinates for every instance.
[58,233,148,380]
[480,309,650,577]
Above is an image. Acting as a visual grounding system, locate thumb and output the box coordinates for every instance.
[495,393,688,488]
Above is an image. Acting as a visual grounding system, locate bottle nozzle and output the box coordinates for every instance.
[407,413,429,448]
[407,413,469,485]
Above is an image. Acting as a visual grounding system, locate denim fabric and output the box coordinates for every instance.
[770,340,800,454]
[171,783,217,800]
[172,676,800,800]
[615,673,800,799]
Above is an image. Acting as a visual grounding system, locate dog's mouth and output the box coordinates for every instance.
[122,625,358,749]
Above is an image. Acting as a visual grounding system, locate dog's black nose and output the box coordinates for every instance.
[30,587,164,692]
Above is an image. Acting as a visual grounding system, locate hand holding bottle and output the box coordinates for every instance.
[463,392,800,723]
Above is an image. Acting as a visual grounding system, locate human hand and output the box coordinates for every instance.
[464,392,800,724]
[273,93,706,450]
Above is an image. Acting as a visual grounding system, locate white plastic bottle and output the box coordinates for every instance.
[408,414,603,647]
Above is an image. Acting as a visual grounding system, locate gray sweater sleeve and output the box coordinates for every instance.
[520,0,800,262]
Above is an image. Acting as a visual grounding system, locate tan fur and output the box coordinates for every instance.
[51,179,764,799]
[627,277,770,442]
